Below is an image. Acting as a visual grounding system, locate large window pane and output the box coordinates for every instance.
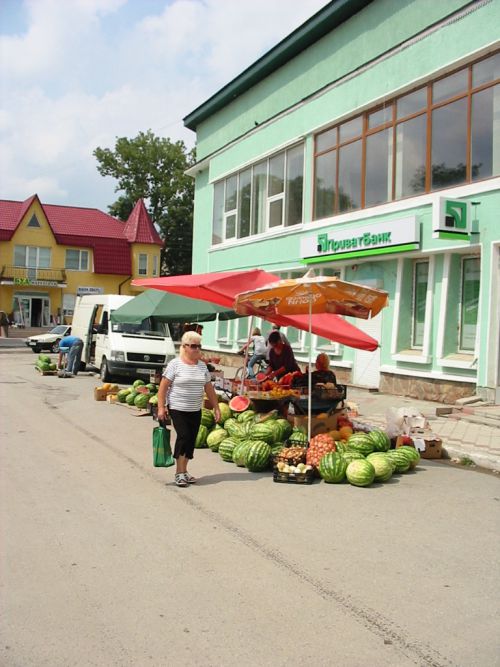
[365,128,392,207]
[225,213,236,239]
[412,261,428,348]
[338,140,361,212]
[397,87,427,119]
[285,144,303,226]
[269,153,284,196]
[368,105,392,129]
[339,116,362,143]
[314,150,336,219]
[238,168,251,238]
[460,257,480,352]
[473,52,500,87]
[225,175,237,212]
[431,98,467,188]
[395,114,427,197]
[251,161,266,235]
[38,247,51,268]
[471,84,500,181]
[212,181,224,244]
[14,245,26,266]
[433,69,467,104]
[316,127,337,153]
[65,249,80,270]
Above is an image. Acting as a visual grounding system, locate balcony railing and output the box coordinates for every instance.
[0,265,67,285]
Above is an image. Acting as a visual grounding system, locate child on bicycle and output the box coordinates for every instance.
[239,327,267,378]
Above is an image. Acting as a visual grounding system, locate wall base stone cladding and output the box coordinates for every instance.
[379,372,475,404]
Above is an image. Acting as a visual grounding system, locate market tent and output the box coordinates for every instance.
[110,289,238,324]
[132,271,379,351]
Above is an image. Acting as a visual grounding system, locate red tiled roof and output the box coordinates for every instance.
[123,199,163,245]
[0,195,161,275]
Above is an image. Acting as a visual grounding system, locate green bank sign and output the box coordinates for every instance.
[301,216,419,264]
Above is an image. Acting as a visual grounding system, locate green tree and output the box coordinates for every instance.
[93,130,195,276]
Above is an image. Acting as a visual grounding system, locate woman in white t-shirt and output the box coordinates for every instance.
[239,327,267,378]
[157,331,221,487]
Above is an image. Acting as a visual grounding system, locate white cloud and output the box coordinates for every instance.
[0,0,327,209]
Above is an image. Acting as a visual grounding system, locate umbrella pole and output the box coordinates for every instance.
[240,316,254,395]
[308,297,312,444]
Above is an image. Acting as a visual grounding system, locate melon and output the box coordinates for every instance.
[368,429,391,452]
[217,402,232,424]
[201,407,215,429]
[117,388,130,403]
[218,438,239,462]
[133,379,145,388]
[346,459,375,487]
[368,455,393,482]
[288,429,308,446]
[134,393,149,409]
[275,418,293,441]
[206,428,228,452]
[318,452,347,484]
[347,433,375,456]
[386,449,411,473]
[194,424,208,448]
[341,450,365,465]
[244,441,272,472]
[125,392,137,405]
[229,395,251,412]
[396,445,421,469]
[232,440,252,467]
[248,422,276,444]
[236,409,256,423]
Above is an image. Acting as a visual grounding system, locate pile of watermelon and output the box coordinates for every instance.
[194,395,308,474]
[116,378,159,409]
[35,354,57,373]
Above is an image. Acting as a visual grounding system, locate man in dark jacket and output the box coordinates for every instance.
[264,330,299,380]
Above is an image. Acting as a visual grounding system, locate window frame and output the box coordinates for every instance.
[14,245,51,268]
[458,255,480,354]
[138,253,148,276]
[65,248,89,271]
[411,260,429,350]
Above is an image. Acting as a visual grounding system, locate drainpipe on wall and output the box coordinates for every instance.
[118,276,133,295]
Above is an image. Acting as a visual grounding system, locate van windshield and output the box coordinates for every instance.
[111,316,170,338]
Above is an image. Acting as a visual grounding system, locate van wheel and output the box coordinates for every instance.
[100,358,111,382]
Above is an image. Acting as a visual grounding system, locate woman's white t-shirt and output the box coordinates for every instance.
[163,358,210,412]
[251,335,267,356]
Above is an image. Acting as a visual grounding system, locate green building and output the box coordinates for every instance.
[184,0,500,404]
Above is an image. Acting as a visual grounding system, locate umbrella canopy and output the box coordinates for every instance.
[234,269,389,320]
[110,289,237,324]
[132,270,379,351]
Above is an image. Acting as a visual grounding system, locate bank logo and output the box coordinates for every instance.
[433,198,471,239]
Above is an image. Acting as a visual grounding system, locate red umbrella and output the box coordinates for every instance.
[132,270,378,351]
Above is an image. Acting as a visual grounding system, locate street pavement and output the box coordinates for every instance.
[1,350,499,667]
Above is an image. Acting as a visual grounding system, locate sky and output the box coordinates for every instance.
[0,0,328,212]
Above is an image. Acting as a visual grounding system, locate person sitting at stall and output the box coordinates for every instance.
[311,353,337,387]
[238,326,267,378]
[264,330,300,381]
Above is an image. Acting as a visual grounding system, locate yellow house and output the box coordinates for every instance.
[0,195,162,326]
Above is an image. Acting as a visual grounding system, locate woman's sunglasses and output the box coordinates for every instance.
[184,343,202,349]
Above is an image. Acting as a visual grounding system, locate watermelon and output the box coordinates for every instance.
[248,422,276,444]
[148,394,158,405]
[117,388,130,403]
[219,438,239,461]
[232,440,252,467]
[367,454,393,482]
[319,452,347,483]
[195,424,209,449]
[254,409,278,423]
[244,441,272,472]
[396,445,421,469]
[229,395,251,413]
[224,419,247,439]
[271,442,286,456]
[347,433,375,456]
[341,451,365,465]
[134,393,149,409]
[49,363,57,371]
[368,452,397,473]
[237,410,256,423]
[275,418,293,441]
[146,383,157,393]
[334,440,348,453]
[206,428,228,452]
[346,459,375,487]
[386,449,411,473]
[368,429,391,452]
[38,354,51,364]
[201,407,215,429]
[288,429,308,446]
[126,392,137,405]
[217,402,232,424]
[133,379,145,388]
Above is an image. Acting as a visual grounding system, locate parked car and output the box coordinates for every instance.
[25,325,71,353]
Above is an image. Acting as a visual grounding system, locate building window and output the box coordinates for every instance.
[313,50,500,220]
[138,254,148,276]
[212,143,304,244]
[27,214,41,228]
[152,255,159,276]
[459,257,480,352]
[14,245,51,268]
[65,249,89,271]
[411,261,429,349]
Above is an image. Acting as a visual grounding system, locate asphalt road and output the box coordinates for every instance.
[1,352,499,667]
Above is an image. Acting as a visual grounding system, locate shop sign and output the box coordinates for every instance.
[301,216,419,264]
[77,286,104,295]
[432,198,471,240]
[13,278,61,287]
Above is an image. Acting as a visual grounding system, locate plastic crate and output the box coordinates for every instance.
[273,467,315,484]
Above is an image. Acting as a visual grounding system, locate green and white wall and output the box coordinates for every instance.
[184,0,500,403]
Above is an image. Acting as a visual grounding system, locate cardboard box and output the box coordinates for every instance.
[396,434,442,459]
[94,387,108,401]
[288,411,342,438]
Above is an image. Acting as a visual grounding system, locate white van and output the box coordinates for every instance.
[71,294,175,381]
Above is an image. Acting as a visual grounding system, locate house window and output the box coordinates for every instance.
[152,255,159,276]
[313,50,500,220]
[138,254,148,276]
[459,257,480,352]
[212,143,304,244]
[65,249,89,271]
[27,214,41,228]
[14,245,51,268]
[411,261,429,349]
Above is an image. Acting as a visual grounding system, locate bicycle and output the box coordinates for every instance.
[234,351,269,382]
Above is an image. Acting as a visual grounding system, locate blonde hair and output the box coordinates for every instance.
[315,353,330,371]
[252,327,261,336]
[181,331,202,346]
